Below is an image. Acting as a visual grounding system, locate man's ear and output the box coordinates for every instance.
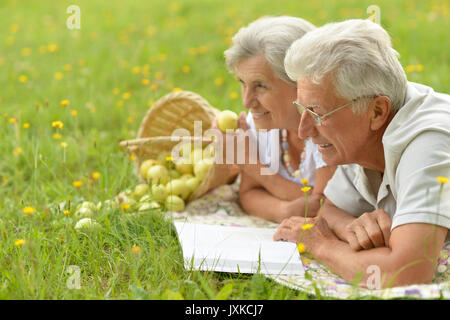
[369,96,391,131]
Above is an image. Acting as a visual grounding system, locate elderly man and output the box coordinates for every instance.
[274,19,450,288]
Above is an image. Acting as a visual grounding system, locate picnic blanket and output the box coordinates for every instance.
[169,176,450,299]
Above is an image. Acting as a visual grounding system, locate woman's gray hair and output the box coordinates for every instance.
[224,16,316,84]
[284,19,407,112]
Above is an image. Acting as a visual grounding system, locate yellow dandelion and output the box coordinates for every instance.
[10,24,19,33]
[159,53,167,62]
[64,210,70,216]
[18,75,28,83]
[9,117,17,124]
[132,245,142,254]
[122,92,131,100]
[13,147,22,156]
[141,78,150,85]
[53,133,62,140]
[147,99,155,107]
[437,176,449,184]
[113,88,120,95]
[197,45,208,54]
[14,239,26,247]
[38,45,47,54]
[54,72,64,80]
[22,206,36,215]
[127,117,134,123]
[129,155,136,161]
[297,243,306,254]
[188,47,198,55]
[52,120,64,129]
[73,180,83,188]
[416,64,424,72]
[301,223,314,231]
[60,99,70,107]
[150,84,158,91]
[405,65,416,73]
[63,64,72,72]
[60,142,68,148]
[301,178,309,186]
[166,156,173,162]
[172,87,182,92]
[214,77,223,86]
[71,109,78,117]
[120,203,131,210]
[91,172,101,180]
[47,43,58,52]
[181,65,190,73]
[132,66,140,74]
[21,47,32,57]
[301,186,311,193]
[23,122,30,129]
[229,92,239,99]
[155,71,163,79]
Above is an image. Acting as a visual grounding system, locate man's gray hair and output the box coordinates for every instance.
[285,19,407,112]
[224,16,316,84]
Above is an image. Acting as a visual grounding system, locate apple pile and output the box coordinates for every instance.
[117,142,217,214]
[73,109,239,230]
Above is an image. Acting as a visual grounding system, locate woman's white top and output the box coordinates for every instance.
[246,112,327,186]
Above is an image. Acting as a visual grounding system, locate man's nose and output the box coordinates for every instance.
[242,88,257,109]
[298,111,318,140]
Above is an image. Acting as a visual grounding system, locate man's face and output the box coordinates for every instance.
[296,75,372,166]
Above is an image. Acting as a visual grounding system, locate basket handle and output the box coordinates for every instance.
[119,136,214,148]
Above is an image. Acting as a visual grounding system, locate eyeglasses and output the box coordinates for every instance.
[293,96,376,126]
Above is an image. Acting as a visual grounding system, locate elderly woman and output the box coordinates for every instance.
[216,16,336,223]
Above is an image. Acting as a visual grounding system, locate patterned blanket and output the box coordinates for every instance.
[169,177,450,299]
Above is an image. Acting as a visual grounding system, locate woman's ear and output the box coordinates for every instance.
[369,96,391,131]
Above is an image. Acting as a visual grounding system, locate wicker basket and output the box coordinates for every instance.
[119,90,240,202]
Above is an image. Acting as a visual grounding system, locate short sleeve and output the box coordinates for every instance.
[392,131,450,232]
[324,165,376,217]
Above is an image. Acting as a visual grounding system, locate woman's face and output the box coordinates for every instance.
[236,55,299,130]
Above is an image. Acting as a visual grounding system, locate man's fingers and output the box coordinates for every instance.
[361,219,385,248]
[273,226,297,243]
[375,212,392,246]
[346,230,362,251]
[238,111,248,130]
[353,225,374,250]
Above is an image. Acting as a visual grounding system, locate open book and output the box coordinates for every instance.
[174,222,304,275]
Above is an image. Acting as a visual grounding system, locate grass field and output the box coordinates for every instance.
[0,0,448,300]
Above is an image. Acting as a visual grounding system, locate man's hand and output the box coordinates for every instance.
[273,216,337,255]
[345,209,392,251]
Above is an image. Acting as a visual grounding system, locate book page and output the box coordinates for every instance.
[174,222,305,275]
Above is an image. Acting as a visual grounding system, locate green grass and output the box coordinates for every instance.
[0,0,448,299]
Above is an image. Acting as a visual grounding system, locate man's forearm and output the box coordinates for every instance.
[320,202,356,242]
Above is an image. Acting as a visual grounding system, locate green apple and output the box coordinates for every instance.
[166,179,190,200]
[138,201,161,213]
[202,144,215,160]
[194,159,213,181]
[185,177,201,193]
[151,184,168,201]
[168,169,182,179]
[180,173,194,181]
[218,110,238,133]
[165,195,185,212]
[74,206,94,218]
[191,147,203,164]
[134,183,149,199]
[175,160,193,175]
[146,165,169,185]
[139,159,161,179]
[75,218,101,231]
[78,201,97,212]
